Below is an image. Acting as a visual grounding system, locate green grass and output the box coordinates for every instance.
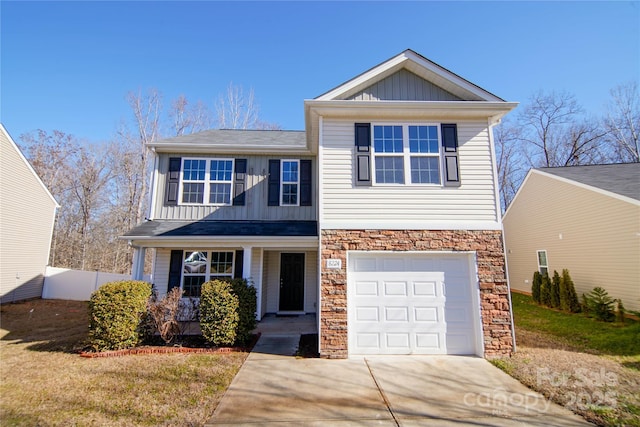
[511,292,640,356]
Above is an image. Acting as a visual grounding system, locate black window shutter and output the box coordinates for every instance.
[168,250,183,292]
[300,159,312,206]
[267,159,280,206]
[441,124,461,187]
[354,123,371,186]
[166,157,182,205]
[233,159,247,206]
[234,250,244,279]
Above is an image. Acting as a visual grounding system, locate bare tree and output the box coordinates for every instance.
[215,82,280,130]
[170,95,212,136]
[494,119,525,211]
[604,81,640,162]
[518,91,607,167]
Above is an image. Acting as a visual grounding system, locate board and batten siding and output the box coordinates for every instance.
[504,172,640,312]
[1,128,58,303]
[320,119,499,227]
[347,69,462,102]
[154,154,316,221]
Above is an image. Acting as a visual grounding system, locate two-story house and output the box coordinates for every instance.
[123,50,518,359]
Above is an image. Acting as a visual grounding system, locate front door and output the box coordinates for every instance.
[279,253,305,311]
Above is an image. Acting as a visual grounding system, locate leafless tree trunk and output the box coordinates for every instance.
[604,81,640,162]
[215,82,280,130]
[494,119,524,212]
[170,95,211,136]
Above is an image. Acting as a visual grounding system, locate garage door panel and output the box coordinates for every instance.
[349,253,479,356]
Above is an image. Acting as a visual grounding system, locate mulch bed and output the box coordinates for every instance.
[80,333,260,358]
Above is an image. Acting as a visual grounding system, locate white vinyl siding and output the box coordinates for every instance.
[504,171,640,312]
[1,128,58,303]
[320,119,499,228]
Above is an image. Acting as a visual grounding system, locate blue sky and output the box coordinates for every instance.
[1,1,638,143]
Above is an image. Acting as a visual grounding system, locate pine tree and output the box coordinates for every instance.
[550,270,561,308]
[561,269,581,313]
[540,273,552,307]
[532,271,542,304]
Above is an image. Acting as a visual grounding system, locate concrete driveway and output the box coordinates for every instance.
[207,335,592,426]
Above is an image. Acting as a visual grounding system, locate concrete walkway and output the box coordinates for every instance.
[207,334,592,426]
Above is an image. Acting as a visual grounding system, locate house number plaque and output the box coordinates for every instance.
[326,259,342,269]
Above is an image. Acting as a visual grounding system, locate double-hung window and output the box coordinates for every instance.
[182,250,235,297]
[281,160,299,205]
[537,250,549,276]
[180,158,234,205]
[372,124,442,185]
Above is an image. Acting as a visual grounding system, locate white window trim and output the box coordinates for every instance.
[536,250,549,275]
[280,159,300,206]
[371,123,443,186]
[181,250,236,297]
[178,157,235,206]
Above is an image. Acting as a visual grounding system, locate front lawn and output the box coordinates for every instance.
[0,299,247,426]
[496,293,640,427]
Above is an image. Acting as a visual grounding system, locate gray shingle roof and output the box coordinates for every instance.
[123,220,318,238]
[538,163,640,201]
[148,129,306,150]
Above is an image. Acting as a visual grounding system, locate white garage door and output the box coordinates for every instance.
[348,253,481,356]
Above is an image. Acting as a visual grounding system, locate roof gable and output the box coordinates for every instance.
[315,49,504,102]
[538,163,640,202]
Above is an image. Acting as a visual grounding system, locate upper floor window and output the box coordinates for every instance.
[372,124,441,185]
[281,160,299,205]
[180,158,234,205]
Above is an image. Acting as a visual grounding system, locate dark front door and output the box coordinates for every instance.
[279,253,305,311]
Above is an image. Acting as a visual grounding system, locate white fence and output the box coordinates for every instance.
[42,267,135,301]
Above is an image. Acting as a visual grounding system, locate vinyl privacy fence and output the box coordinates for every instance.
[42,266,148,301]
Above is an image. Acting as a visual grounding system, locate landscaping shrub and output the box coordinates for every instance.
[540,273,552,307]
[583,287,616,322]
[550,270,561,308]
[532,271,542,304]
[616,299,626,324]
[147,287,184,344]
[560,269,581,313]
[229,278,257,345]
[88,280,152,351]
[199,280,239,346]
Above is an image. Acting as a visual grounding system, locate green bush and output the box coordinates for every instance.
[550,270,561,308]
[199,280,239,346]
[229,279,257,345]
[540,273,552,307]
[583,287,616,322]
[88,280,152,351]
[616,299,626,324]
[560,269,581,313]
[532,271,542,304]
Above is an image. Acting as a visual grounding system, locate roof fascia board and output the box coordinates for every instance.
[305,99,518,121]
[147,143,313,155]
[315,50,504,102]
[1,124,60,208]
[533,169,640,206]
[122,235,319,248]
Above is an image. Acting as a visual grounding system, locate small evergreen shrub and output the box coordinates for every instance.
[229,279,257,345]
[532,271,542,304]
[540,273,552,307]
[88,280,152,351]
[550,270,561,308]
[560,269,581,313]
[199,280,239,346]
[583,287,615,322]
[616,299,626,324]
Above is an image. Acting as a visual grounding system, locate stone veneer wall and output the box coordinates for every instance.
[320,229,514,359]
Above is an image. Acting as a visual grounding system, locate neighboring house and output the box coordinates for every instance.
[0,124,59,303]
[503,164,640,312]
[123,49,518,358]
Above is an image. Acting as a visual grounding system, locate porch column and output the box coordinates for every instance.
[242,246,261,320]
[131,246,146,281]
[242,246,253,279]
